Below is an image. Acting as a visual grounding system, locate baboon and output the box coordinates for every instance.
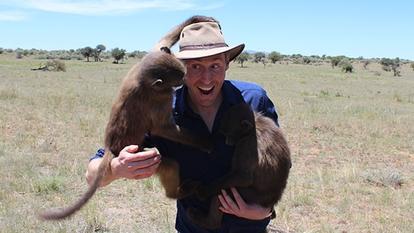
[38,15,217,220]
[187,103,292,229]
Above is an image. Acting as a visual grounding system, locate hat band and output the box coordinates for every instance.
[179,43,228,51]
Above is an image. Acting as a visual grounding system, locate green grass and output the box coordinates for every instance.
[0,55,413,232]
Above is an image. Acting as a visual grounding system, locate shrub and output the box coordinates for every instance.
[111,48,126,64]
[80,46,93,62]
[253,52,265,63]
[268,51,282,64]
[47,60,66,72]
[339,58,353,73]
[362,60,370,69]
[235,52,250,67]
[330,56,342,68]
[32,60,66,72]
[362,169,403,188]
[16,51,23,59]
[129,50,147,59]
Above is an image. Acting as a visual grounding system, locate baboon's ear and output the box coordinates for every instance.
[160,47,171,54]
[151,79,163,86]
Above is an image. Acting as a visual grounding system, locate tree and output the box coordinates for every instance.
[268,51,282,64]
[362,60,370,69]
[253,52,266,63]
[339,58,353,73]
[380,57,401,77]
[235,52,250,67]
[111,48,126,64]
[93,44,106,62]
[330,56,345,68]
[129,50,147,59]
[80,46,93,62]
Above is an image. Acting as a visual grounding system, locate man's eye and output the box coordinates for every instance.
[211,64,221,70]
[192,64,201,70]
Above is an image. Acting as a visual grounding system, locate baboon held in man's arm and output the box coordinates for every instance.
[188,103,292,229]
[38,15,217,220]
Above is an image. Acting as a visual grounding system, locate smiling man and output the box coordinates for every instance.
[86,20,279,233]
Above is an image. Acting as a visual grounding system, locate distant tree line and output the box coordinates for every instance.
[233,51,413,76]
[0,45,147,64]
[1,46,413,75]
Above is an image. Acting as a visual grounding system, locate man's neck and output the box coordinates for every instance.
[188,94,223,132]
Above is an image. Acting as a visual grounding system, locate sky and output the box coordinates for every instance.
[1,0,413,60]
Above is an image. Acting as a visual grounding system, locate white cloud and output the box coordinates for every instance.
[0,11,27,21]
[1,0,221,16]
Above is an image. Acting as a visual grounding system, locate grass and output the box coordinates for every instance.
[0,55,413,232]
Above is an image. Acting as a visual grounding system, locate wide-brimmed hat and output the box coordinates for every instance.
[175,21,245,61]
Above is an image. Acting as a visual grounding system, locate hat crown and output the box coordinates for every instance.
[179,22,227,51]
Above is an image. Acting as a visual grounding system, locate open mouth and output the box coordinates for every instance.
[198,86,215,95]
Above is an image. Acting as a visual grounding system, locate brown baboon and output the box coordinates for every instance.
[187,103,291,229]
[39,15,217,220]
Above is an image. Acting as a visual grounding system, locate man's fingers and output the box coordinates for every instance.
[218,194,230,210]
[132,163,159,178]
[125,149,160,163]
[230,187,246,207]
[220,189,240,211]
[127,155,161,169]
[125,145,139,153]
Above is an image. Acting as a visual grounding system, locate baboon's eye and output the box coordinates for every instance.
[160,47,171,54]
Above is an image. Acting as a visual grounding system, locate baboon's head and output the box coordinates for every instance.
[140,50,186,91]
[220,103,255,145]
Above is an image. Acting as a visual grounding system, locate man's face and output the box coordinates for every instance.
[183,53,228,110]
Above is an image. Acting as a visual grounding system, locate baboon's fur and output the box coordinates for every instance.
[188,103,292,229]
[39,15,217,220]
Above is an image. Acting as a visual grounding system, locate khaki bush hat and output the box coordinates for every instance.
[175,21,245,61]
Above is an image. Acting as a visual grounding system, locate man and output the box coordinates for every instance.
[86,20,279,233]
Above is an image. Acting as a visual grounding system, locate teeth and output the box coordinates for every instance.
[198,86,213,91]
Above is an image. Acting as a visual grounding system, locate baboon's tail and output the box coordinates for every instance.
[152,15,218,51]
[38,150,112,220]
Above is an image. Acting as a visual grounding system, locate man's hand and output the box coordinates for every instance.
[111,145,161,180]
[218,187,272,220]
[86,145,161,187]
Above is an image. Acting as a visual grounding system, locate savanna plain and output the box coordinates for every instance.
[0,54,413,233]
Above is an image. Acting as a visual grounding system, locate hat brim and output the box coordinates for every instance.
[175,43,245,62]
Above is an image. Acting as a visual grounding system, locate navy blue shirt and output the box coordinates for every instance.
[92,80,279,233]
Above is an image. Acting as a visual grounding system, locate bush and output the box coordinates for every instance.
[129,50,147,59]
[111,48,126,64]
[47,60,66,72]
[253,52,265,63]
[339,58,353,73]
[235,52,250,67]
[16,51,23,59]
[32,60,66,72]
[380,57,401,76]
[330,56,343,68]
[268,51,282,64]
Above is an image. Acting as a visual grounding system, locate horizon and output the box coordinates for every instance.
[1,0,413,60]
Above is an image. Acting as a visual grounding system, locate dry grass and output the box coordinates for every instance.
[0,56,413,232]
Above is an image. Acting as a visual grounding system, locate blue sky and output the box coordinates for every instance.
[1,0,413,60]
